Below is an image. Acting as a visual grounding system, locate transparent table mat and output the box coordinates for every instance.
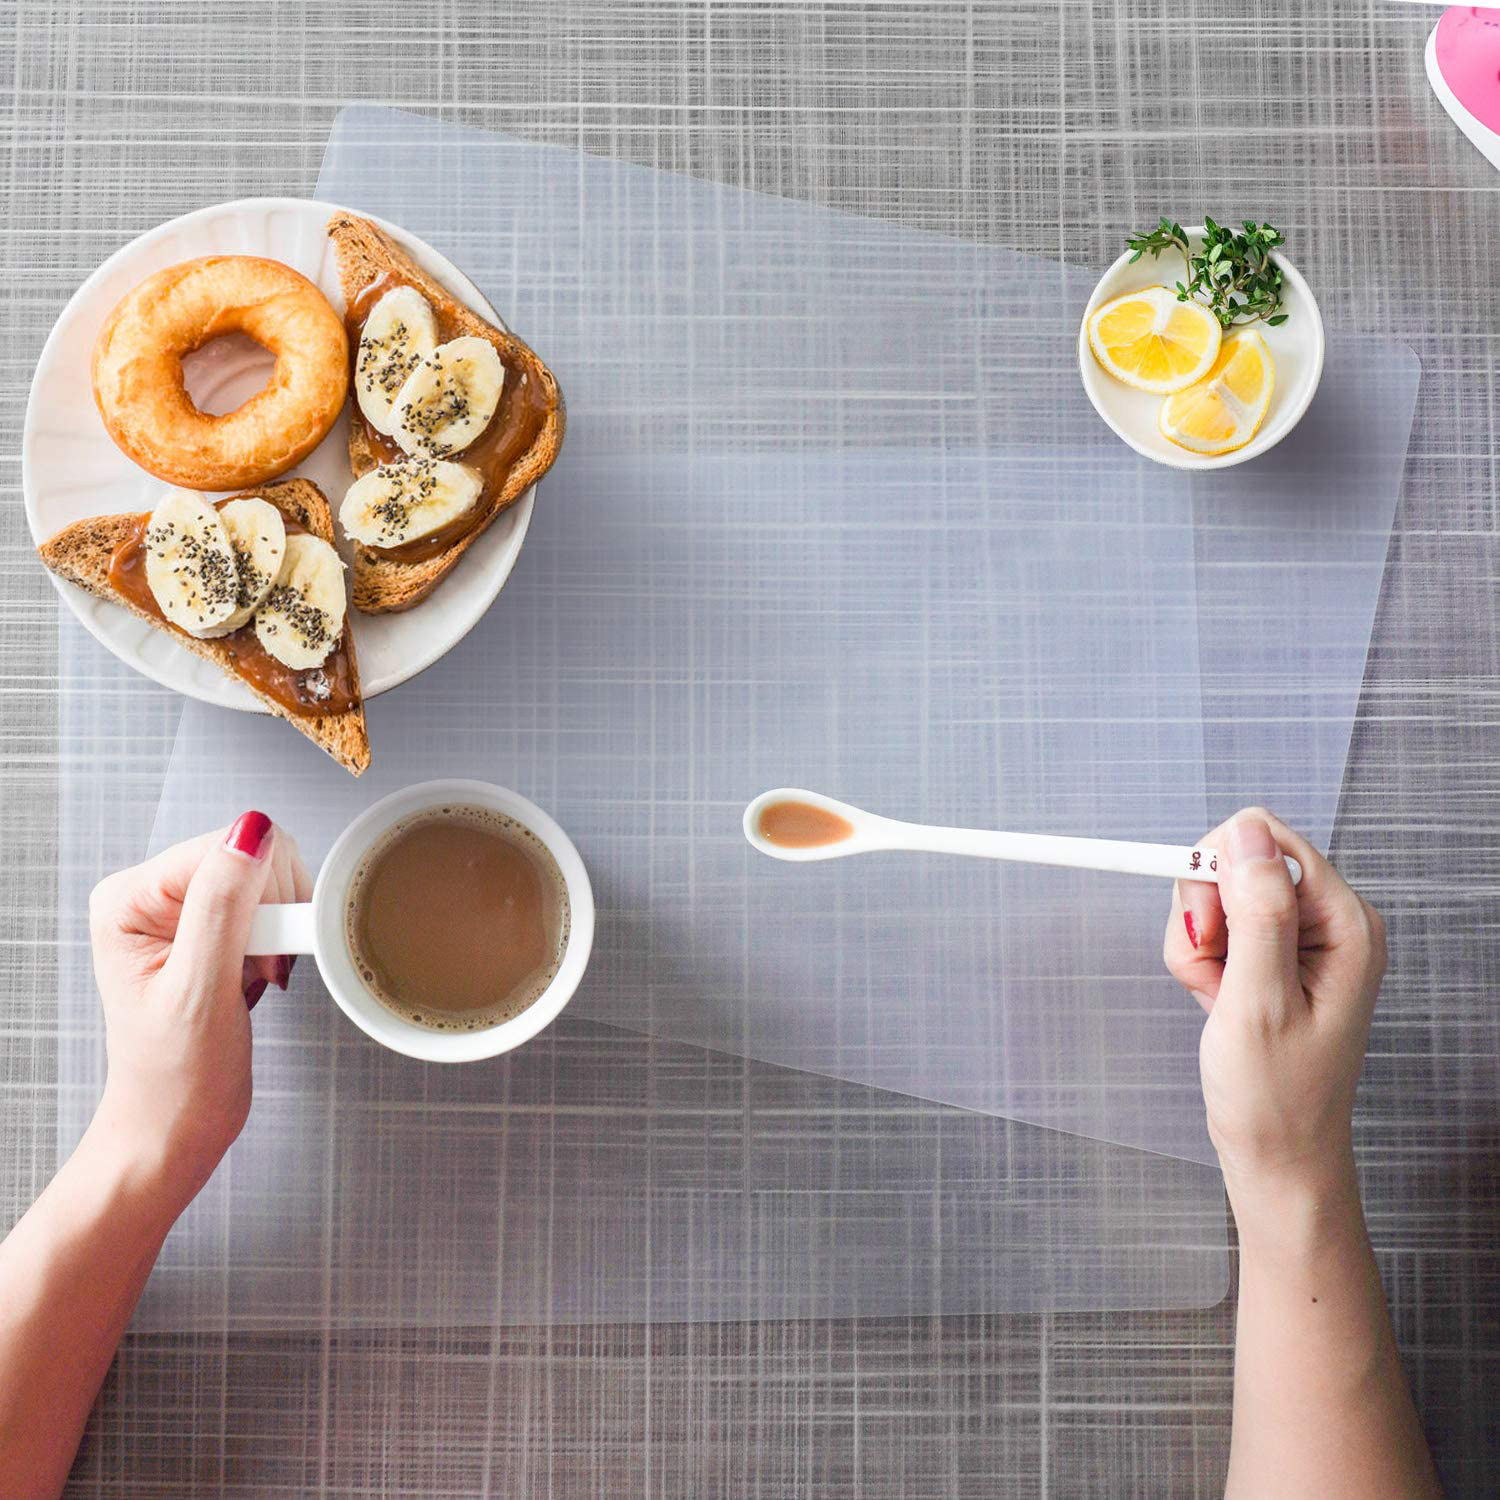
[55,108,1416,1326]
[60,623,1232,1327]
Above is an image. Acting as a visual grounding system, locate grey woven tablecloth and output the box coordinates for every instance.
[3,3,1497,1495]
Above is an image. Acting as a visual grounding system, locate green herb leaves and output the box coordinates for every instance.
[1125,216,1289,329]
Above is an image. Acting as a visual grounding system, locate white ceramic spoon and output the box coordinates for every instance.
[743,787,1302,886]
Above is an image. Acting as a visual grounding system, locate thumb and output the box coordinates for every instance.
[1217,812,1303,1018]
[165,811,276,996]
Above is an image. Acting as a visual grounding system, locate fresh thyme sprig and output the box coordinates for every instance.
[1125,216,1289,329]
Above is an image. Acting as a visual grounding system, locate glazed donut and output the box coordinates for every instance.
[91,256,348,490]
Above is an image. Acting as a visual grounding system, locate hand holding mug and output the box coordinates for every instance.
[87,812,309,1209]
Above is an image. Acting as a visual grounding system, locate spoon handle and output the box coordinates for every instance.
[882,823,1302,886]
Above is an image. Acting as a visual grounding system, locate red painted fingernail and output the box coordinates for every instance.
[226,811,273,860]
[1184,910,1200,949]
[244,977,269,1010]
[273,954,293,991]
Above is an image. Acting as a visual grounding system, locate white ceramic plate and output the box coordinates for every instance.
[1077,227,1324,471]
[23,197,538,711]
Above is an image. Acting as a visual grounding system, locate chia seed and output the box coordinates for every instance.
[229,543,270,611]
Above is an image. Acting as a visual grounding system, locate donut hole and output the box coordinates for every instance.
[180,332,278,417]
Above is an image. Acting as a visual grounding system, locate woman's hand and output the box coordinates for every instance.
[86,812,310,1211]
[0,815,310,1496]
[1163,816,1442,1499]
[1162,808,1387,1198]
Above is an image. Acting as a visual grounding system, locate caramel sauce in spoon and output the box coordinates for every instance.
[757,800,855,849]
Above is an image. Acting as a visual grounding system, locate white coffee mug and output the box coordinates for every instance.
[245,779,595,1063]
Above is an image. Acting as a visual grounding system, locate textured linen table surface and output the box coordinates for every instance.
[2,3,1497,1496]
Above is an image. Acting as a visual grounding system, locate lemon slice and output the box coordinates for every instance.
[1086,286,1222,394]
[1158,329,1275,456]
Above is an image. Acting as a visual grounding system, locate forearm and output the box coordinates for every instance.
[0,1106,183,1499]
[1225,1161,1443,1500]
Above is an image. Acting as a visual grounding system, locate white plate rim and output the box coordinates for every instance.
[22,195,539,710]
[1076,226,1326,472]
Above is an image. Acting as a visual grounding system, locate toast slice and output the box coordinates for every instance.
[327,212,566,613]
[39,477,371,776]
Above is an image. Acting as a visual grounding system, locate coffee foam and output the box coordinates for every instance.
[344,804,571,1032]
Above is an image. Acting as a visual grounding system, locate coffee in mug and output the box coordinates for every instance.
[247,779,594,1063]
[345,804,571,1032]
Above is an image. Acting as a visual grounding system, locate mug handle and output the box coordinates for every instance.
[246,903,319,957]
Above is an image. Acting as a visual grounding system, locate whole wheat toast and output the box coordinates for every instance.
[327,213,565,613]
[39,477,371,776]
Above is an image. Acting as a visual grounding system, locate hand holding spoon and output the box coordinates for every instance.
[743,788,1302,886]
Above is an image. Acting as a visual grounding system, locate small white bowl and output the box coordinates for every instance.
[1077,226,1324,471]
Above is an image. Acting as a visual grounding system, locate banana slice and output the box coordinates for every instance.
[142,488,241,638]
[339,458,483,550]
[355,286,438,436]
[389,335,504,458]
[254,533,347,671]
[197,497,287,638]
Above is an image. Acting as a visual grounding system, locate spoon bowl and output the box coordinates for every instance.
[743,787,888,861]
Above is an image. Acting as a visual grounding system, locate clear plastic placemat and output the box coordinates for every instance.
[54,108,1417,1326]
[58,620,1233,1327]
